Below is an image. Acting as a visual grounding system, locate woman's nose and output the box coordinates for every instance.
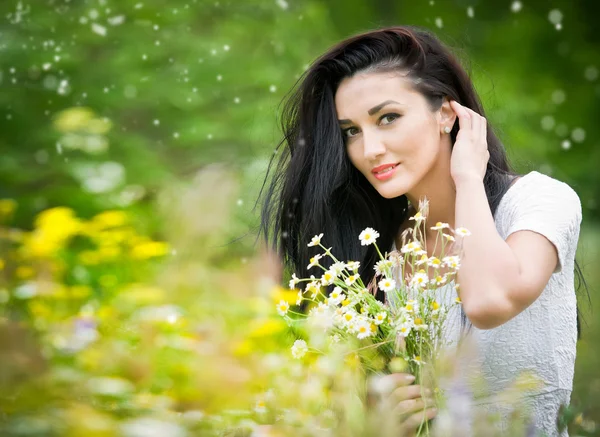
[363,133,387,160]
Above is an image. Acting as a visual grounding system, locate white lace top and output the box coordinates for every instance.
[396,171,583,436]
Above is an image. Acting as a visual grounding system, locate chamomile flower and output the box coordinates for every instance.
[329,261,346,276]
[409,211,426,224]
[431,222,450,231]
[307,254,323,270]
[345,261,360,271]
[342,310,357,326]
[443,256,461,270]
[412,355,425,365]
[306,281,320,299]
[374,311,387,325]
[378,277,396,292]
[455,296,462,304]
[359,227,380,246]
[413,317,428,331]
[328,287,345,306]
[415,253,429,266]
[410,270,429,289]
[254,398,267,414]
[443,234,456,242]
[402,300,418,313]
[430,274,447,287]
[321,269,336,286]
[276,300,290,316]
[427,257,442,269]
[307,233,324,247]
[454,227,472,237]
[296,290,303,306]
[401,241,422,254]
[345,274,360,286]
[291,339,308,359]
[374,259,393,276]
[397,323,412,337]
[289,273,301,289]
[356,320,372,339]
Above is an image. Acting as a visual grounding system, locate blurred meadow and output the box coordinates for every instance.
[0,0,599,435]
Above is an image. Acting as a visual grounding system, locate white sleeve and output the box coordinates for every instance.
[504,176,582,274]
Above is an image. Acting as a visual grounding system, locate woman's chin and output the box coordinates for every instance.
[375,185,407,199]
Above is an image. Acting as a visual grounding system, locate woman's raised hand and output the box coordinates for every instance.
[367,372,437,436]
[448,100,490,185]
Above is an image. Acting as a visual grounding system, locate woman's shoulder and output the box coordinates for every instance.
[500,170,581,209]
[496,170,583,235]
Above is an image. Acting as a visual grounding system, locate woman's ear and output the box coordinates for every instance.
[438,97,457,128]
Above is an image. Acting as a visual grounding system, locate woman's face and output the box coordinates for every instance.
[335,71,449,199]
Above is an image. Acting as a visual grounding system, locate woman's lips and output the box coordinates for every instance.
[372,164,399,181]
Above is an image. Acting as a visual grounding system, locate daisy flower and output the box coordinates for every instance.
[402,300,418,313]
[412,355,425,365]
[276,300,290,316]
[296,290,303,306]
[413,317,428,331]
[427,257,442,269]
[409,211,426,224]
[288,273,301,290]
[401,241,422,254]
[291,339,308,359]
[431,222,450,231]
[307,233,324,247]
[410,270,429,289]
[342,310,357,326]
[307,254,323,270]
[454,227,472,237]
[356,320,372,339]
[415,253,429,266]
[305,281,320,299]
[378,277,396,292]
[320,270,336,286]
[430,275,447,287]
[328,287,345,306]
[359,227,380,246]
[443,234,455,242]
[374,311,387,325]
[443,256,461,270]
[345,274,360,286]
[254,398,267,414]
[397,323,412,337]
[374,259,394,276]
[345,261,360,271]
[330,261,346,275]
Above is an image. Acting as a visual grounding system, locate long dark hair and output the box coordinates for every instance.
[258,25,589,335]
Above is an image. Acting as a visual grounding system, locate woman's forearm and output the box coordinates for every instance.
[453,175,521,329]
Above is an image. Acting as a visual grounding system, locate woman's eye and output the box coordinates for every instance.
[343,127,359,138]
[380,113,399,125]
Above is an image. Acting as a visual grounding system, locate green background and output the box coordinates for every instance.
[1,0,598,434]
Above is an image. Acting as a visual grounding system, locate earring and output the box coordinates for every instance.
[443,126,451,134]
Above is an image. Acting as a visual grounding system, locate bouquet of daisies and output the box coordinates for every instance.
[277,199,470,391]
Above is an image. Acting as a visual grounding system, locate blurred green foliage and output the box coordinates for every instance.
[0,0,599,435]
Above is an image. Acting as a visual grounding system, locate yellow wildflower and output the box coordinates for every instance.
[130,241,169,259]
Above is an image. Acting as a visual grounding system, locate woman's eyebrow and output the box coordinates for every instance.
[338,100,402,125]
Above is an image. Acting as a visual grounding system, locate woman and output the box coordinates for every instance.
[259,25,585,436]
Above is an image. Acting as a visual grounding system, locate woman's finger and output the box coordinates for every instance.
[392,396,436,417]
[398,407,438,436]
[389,384,427,403]
[367,373,415,405]
[449,100,471,133]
